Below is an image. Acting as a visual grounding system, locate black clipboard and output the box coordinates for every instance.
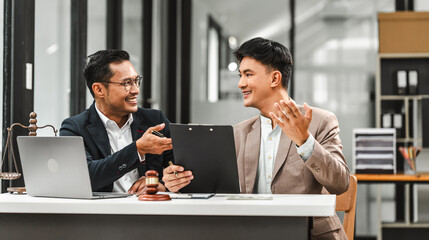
[169,124,240,194]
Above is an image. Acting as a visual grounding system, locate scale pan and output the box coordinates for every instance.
[0,172,21,180]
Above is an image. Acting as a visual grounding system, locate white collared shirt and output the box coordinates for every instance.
[95,106,140,193]
[254,115,282,194]
[255,115,315,194]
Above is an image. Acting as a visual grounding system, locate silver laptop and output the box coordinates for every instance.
[17,136,131,199]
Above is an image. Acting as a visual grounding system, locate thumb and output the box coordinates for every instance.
[149,123,166,132]
[303,103,312,121]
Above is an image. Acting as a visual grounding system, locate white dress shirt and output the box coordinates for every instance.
[95,106,141,193]
[255,115,315,194]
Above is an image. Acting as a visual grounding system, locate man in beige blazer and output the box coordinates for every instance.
[163,37,350,239]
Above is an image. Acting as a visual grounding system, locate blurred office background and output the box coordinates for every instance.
[2,0,429,239]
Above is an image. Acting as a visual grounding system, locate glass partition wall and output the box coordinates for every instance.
[34,0,71,135]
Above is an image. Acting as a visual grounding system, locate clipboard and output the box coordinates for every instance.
[169,124,240,194]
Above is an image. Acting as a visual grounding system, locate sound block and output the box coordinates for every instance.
[138,194,171,201]
[7,187,26,194]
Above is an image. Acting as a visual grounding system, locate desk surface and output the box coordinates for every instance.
[0,193,335,217]
[355,173,429,183]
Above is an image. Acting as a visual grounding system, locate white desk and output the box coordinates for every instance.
[0,193,335,240]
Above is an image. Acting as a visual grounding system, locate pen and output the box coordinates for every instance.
[168,161,179,178]
[151,130,164,138]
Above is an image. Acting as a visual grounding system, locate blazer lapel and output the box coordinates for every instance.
[244,118,261,193]
[130,111,149,177]
[272,132,293,180]
[86,104,111,158]
[272,106,305,180]
[131,112,146,141]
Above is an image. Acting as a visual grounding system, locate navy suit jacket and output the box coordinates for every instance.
[60,103,174,192]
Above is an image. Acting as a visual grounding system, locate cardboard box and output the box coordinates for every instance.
[379,12,429,53]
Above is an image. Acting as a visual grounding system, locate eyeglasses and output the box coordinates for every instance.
[105,75,142,91]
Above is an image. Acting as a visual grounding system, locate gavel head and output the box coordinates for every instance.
[145,170,159,189]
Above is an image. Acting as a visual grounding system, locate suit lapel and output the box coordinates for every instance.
[244,118,261,193]
[272,106,306,179]
[272,132,293,180]
[130,111,148,177]
[86,104,111,158]
[131,112,146,141]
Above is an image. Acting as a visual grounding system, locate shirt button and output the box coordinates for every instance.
[269,137,272,141]
[300,153,304,156]
[267,120,270,124]
[268,175,272,179]
[268,155,272,159]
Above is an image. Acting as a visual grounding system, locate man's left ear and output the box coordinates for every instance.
[270,71,282,88]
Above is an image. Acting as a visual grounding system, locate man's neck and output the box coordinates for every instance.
[95,102,128,128]
[258,89,289,129]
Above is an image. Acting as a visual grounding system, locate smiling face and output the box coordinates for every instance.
[238,56,275,111]
[95,60,140,124]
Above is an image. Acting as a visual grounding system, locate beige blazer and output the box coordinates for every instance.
[234,106,350,239]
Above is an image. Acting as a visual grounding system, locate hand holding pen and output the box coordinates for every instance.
[136,123,172,155]
[162,162,194,193]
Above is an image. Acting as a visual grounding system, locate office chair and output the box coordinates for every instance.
[336,175,358,240]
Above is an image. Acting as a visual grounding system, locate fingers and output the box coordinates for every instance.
[164,164,184,175]
[150,137,173,152]
[148,123,166,133]
[274,102,289,124]
[269,111,284,127]
[168,181,192,193]
[162,165,193,193]
[163,165,193,181]
[303,103,313,122]
[128,177,145,194]
[137,124,173,155]
[279,99,301,119]
[128,183,139,194]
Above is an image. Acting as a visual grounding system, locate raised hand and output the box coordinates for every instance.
[269,99,312,146]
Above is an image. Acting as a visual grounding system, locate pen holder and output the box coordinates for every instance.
[404,159,416,175]
[399,146,421,175]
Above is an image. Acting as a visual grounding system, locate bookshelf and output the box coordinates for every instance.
[377,12,429,155]
[372,13,429,237]
[376,53,429,172]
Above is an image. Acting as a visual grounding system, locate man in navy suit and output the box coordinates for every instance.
[60,50,175,193]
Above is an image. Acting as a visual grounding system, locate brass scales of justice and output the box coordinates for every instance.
[0,112,58,194]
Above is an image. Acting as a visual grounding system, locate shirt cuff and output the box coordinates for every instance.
[138,151,145,162]
[296,134,315,162]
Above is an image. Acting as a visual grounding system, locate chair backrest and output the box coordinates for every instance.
[336,175,358,240]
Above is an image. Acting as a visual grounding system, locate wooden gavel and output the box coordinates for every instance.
[138,170,171,201]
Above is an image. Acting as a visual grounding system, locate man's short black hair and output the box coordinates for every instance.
[234,37,293,89]
[83,49,130,97]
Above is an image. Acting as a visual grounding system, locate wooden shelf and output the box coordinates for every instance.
[383,222,429,228]
[380,95,429,100]
[355,173,429,182]
[379,53,429,58]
